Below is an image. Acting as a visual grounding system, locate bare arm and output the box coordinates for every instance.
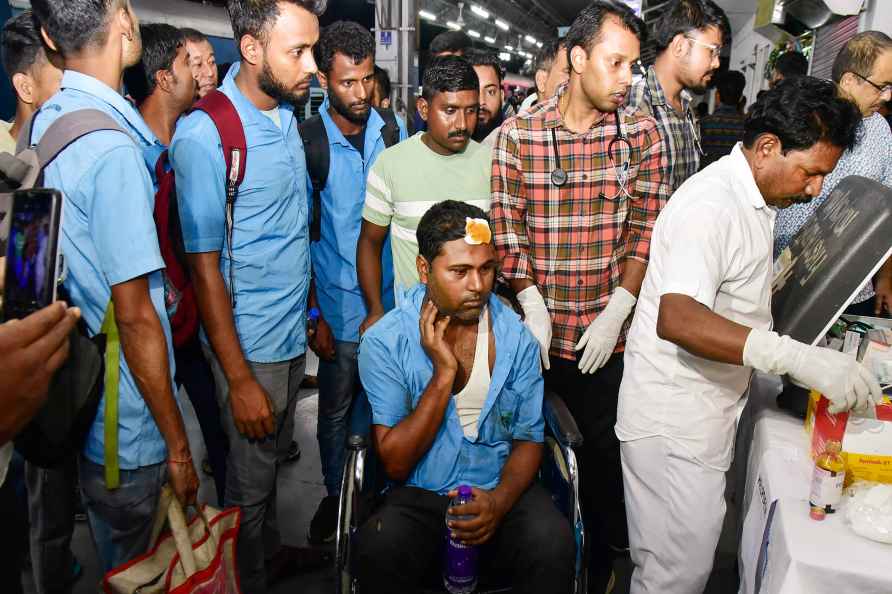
[492,440,542,513]
[620,259,647,297]
[656,293,751,365]
[357,220,389,335]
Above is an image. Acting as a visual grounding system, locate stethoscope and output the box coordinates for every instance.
[549,110,634,197]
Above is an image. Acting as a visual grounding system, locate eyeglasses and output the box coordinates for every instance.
[684,36,722,59]
[851,71,892,95]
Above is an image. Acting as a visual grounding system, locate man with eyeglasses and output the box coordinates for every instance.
[491,4,669,591]
[775,31,892,317]
[626,0,729,192]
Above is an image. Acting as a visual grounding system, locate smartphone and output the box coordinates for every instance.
[2,189,63,320]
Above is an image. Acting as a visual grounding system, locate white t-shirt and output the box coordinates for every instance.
[615,143,775,471]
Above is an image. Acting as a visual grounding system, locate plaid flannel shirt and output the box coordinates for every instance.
[626,65,701,191]
[491,84,670,360]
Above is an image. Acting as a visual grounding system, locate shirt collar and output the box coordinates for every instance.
[60,70,157,145]
[319,95,385,149]
[403,283,519,342]
[728,143,767,209]
[644,65,693,111]
[220,62,296,130]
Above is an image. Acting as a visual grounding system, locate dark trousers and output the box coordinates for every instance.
[355,484,574,594]
[26,454,77,594]
[174,336,227,505]
[0,455,28,594]
[545,353,626,592]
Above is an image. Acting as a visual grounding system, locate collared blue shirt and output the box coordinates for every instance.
[31,70,174,469]
[170,63,311,363]
[308,97,406,343]
[358,284,545,494]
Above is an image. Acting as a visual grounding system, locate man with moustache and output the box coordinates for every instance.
[181,27,218,99]
[298,20,407,545]
[170,1,324,591]
[29,0,199,570]
[465,49,504,144]
[616,77,871,593]
[490,4,669,590]
[626,0,729,191]
[355,201,574,594]
[358,55,490,331]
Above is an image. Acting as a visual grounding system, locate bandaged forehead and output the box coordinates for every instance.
[464,218,492,245]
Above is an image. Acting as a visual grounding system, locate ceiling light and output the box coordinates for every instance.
[505,44,513,50]
[499,52,511,61]
[446,21,462,30]
[536,41,543,48]
[495,19,509,31]
[525,35,537,45]
[484,36,496,44]
[468,30,481,38]
[471,5,490,19]
[419,9,437,21]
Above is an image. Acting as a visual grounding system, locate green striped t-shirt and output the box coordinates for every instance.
[363,132,492,296]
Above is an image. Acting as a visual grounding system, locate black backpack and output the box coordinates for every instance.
[298,107,401,242]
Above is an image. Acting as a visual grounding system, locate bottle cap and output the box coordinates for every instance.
[458,485,473,498]
[308,307,320,321]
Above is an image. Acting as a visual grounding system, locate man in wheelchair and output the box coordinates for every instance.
[355,201,575,594]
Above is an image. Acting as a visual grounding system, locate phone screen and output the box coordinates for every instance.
[3,189,62,320]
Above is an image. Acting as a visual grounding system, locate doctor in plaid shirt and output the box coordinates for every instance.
[490,3,669,591]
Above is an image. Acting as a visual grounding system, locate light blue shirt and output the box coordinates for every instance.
[308,98,406,343]
[31,70,174,469]
[170,63,311,362]
[358,284,545,494]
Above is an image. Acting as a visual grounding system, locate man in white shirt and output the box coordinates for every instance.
[615,76,881,594]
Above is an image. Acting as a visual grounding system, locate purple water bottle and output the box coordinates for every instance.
[444,485,478,594]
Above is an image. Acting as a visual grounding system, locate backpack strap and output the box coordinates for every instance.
[373,107,401,149]
[191,90,247,308]
[297,115,329,243]
[101,302,121,489]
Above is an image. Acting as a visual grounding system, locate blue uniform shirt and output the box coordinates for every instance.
[358,284,545,494]
[308,98,406,343]
[170,63,311,363]
[31,70,174,469]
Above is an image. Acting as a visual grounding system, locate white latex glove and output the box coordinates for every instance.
[575,287,637,374]
[516,285,552,371]
[744,328,882,414]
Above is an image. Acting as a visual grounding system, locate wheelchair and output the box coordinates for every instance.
[334,390,588,594]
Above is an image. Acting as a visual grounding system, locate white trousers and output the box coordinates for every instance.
[621,436,727,594]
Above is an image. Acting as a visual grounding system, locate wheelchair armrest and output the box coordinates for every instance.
[543,391,583,449]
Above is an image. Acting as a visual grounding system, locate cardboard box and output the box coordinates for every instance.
[805,391,892,484]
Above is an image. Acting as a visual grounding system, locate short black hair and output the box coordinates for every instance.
[227,0,326,45]
[564,1,645,62]
[464,48,503,83]
[716,69,745,106]
[421,55,478,102]
[417,200,489,263]
[31,0,129,57]
[1,10,47,78]
[180,27,209,44]
[374,65,391,99]
[534,37,564,73]
[744,75,860,154]
[429,29,472,57]
[831,31,892,84]
[652,0,729,52]
[123,23,184,106]
[314,20,374,74]
[774,51,808,80]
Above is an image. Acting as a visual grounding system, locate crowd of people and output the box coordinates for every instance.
[1,0,891,593]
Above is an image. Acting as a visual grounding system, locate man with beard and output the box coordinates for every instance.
[465,48,504,144]
[297,20,406,545]
[181,27,218,99]
[626,0,729,191]
[355,201,575,594]
[29,0,199,570]
[616,77,871,594]
[358,55,490,331]
[490,4,669,590]
[170,1,324,591]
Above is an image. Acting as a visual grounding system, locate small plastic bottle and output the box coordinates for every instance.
[307,307,320,335]
[809,440,846,521]
[444,485,478,594]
